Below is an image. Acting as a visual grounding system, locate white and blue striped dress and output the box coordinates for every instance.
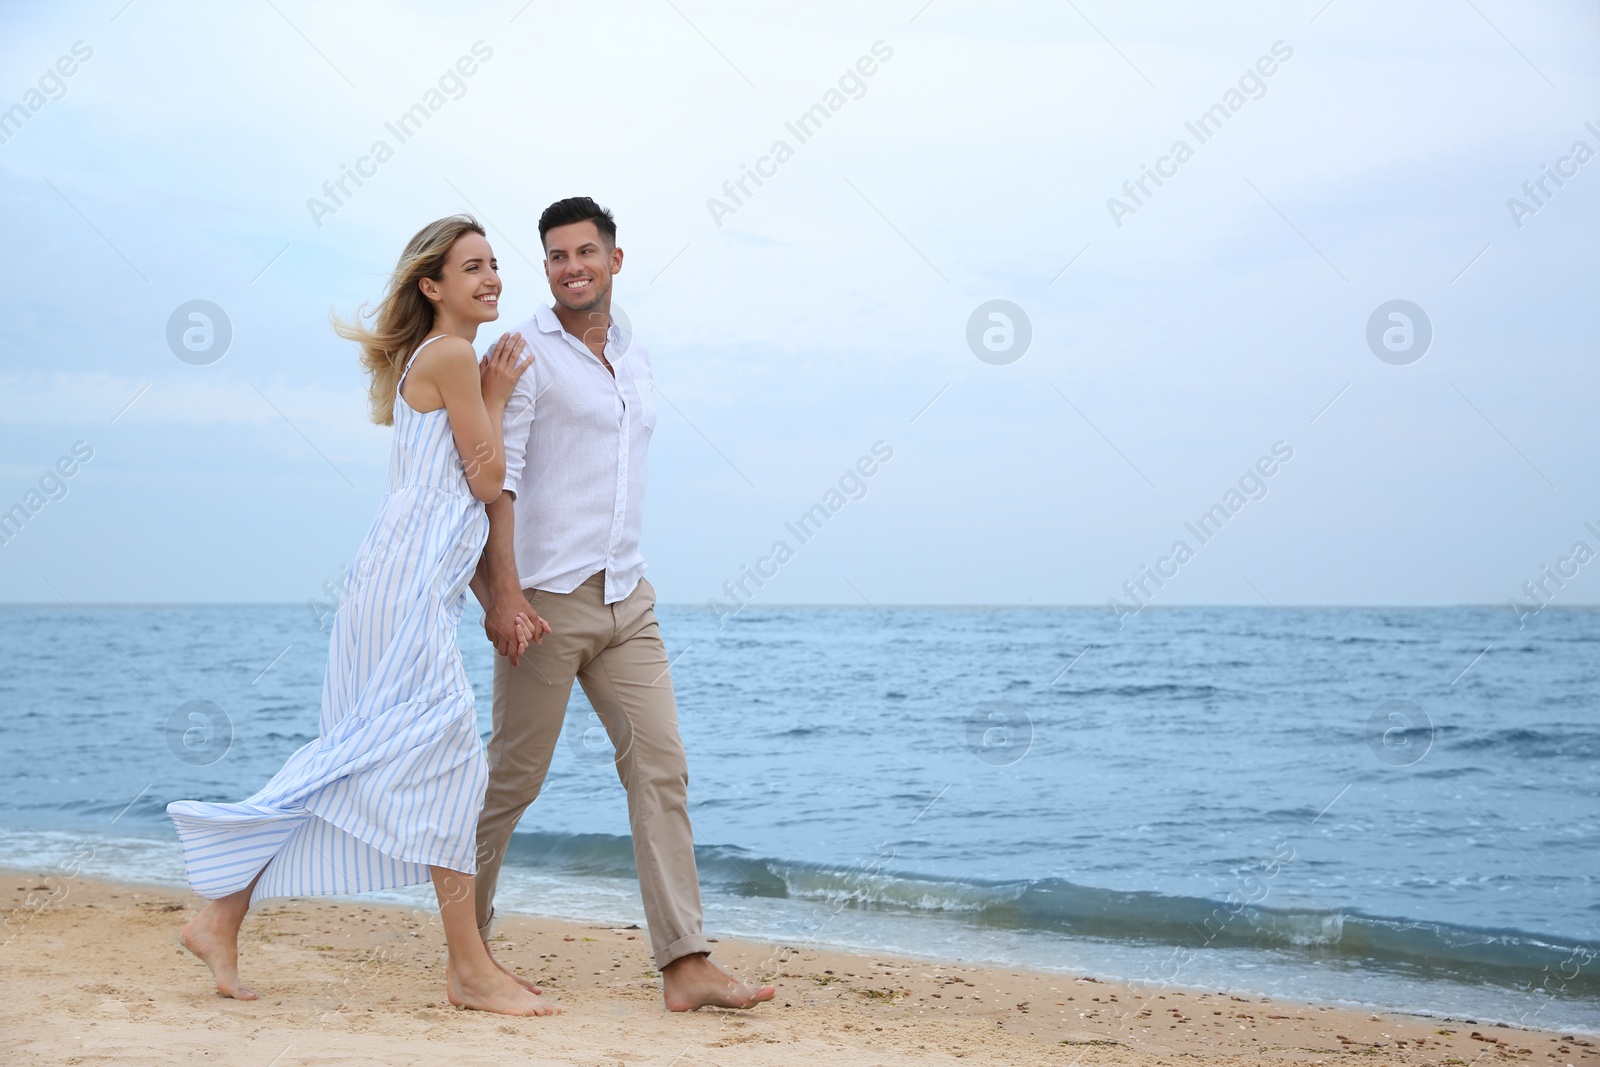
[168,336,491,902]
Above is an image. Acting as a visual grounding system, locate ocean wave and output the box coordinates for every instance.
[1453,728,1599,758]
[501,830,1600,993]
[1052,684,1226,698]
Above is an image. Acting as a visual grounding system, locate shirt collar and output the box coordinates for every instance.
[534,303,564,335]
[535,302,620,346]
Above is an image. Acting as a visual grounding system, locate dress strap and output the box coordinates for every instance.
[396,333,453,395]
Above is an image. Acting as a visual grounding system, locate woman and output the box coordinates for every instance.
[167,215,557,1016]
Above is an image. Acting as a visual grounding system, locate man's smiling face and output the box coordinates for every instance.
[543,220,622,313]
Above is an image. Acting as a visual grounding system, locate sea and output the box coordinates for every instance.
[1,602,1595,1033]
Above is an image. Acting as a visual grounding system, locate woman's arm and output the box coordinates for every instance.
[410,334,530,503]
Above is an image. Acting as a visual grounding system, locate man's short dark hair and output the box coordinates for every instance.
[539,196,617,248]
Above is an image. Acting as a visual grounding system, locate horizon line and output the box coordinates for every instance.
[2,601,1596,610]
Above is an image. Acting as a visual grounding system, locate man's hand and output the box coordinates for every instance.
[483,591,551,666]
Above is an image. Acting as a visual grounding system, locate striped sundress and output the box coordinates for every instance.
[168,334,491,902]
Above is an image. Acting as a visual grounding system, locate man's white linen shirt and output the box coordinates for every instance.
[498,302,656,605]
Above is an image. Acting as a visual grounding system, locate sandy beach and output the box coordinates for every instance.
[2,868,1593,1066]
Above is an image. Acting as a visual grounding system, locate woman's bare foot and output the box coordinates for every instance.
[446,962,561,1016]
[661,953,776,1012]
[180,906,257,1000]
[481,938,543,994]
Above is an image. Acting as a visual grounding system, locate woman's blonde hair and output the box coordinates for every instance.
[334,214,486,426]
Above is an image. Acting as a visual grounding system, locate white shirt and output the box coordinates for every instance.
[499,303,657,604]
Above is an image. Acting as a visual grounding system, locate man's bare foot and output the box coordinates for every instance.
[661,953,776,1012]
[446,963,561,1016]
[481,939,543,994]
[180,907,257,1000]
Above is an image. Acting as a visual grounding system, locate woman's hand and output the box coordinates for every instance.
[480,332,532,408]
[511,610,549,657]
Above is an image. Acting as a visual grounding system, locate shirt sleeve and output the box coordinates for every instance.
[500,366,536,498]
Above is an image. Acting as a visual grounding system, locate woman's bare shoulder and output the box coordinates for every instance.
[410,335,478,378]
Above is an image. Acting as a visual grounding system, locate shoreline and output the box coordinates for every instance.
[7,822,1594,1033]
[3,868,1595,1066]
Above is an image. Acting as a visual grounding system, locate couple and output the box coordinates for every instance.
[166,198,774,1017]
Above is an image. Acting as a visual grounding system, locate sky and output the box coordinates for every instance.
[1,0,1597,609]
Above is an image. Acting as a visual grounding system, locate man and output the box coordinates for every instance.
[469,196,774,1012]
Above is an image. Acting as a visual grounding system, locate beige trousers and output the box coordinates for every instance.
[473,572,711,969]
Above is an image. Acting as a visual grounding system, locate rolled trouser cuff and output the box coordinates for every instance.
[657,931,715,970]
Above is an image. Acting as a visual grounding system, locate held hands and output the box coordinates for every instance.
[506,610,552,664]
[511,612,542,656]
[479,332,533,407]
[484,592,552,666]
